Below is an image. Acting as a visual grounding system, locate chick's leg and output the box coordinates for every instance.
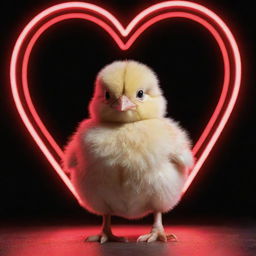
[85,214,128,243]
[137,212,177,243]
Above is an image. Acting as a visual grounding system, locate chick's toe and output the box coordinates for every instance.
[137,228,177,243]
[85,233,128,243]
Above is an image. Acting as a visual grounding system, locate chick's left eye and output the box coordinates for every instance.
[136,90,144,99]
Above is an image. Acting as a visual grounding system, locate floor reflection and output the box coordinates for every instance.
[0,225,251,256]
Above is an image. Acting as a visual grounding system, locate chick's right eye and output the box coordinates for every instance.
[136,90,144,99]
[105,91,110,100]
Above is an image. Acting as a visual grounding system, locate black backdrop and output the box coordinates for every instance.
[0,0,255,224]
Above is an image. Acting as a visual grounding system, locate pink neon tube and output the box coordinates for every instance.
[10,1,241,201]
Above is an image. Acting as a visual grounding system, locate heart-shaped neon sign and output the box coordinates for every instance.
[10,1,241,202]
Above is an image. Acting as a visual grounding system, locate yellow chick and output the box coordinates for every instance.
[62,60,194,243]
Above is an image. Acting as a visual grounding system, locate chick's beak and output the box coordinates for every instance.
[112,95,136,111]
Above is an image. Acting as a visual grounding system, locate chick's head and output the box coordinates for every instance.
[89,60,167,123]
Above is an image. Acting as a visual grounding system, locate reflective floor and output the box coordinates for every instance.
[0,224,255,256]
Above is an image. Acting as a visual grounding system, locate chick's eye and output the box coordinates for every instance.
[105,91,110,100]
[136,90,144,99]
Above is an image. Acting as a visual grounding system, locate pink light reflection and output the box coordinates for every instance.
[2,225,246,256]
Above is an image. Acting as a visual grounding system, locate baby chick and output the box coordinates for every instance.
[62,60,194,243]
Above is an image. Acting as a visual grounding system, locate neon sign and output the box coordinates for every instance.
[10,1,241,202]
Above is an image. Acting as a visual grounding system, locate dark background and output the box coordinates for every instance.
[0,0,255,225]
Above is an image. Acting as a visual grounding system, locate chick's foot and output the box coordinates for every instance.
[137,227,177,243]
[85,232,128,243]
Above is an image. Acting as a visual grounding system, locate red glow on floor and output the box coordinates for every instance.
[1,225,246,256]
[10,1,241,202]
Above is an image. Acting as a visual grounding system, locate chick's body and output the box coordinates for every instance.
[63,60,193,242]
[69,118,188,219]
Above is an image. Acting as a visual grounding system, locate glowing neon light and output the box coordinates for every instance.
[10,1,241,202]
[22,13,123,160]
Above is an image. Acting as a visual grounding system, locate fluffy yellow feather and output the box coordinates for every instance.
[62,60,194,243]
